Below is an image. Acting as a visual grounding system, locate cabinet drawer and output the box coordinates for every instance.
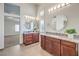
[46,36,60,43]
[26,36,32,38]
[61,40,76,48]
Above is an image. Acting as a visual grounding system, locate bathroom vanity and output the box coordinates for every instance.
[23,32,39,45]
[40,33,79,56]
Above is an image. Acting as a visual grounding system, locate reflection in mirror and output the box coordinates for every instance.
[51,15,67,31]
[24,21,34,32]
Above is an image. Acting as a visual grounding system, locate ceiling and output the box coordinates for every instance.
[30,3,58,6]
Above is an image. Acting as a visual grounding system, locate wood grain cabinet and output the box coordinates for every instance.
[41,35,46,49]
[41,35,78,56]
[23,33,33,45]
[23,33,39,45]
[45,36,61,56]
[33,33,39,43]
[61,40,77,56]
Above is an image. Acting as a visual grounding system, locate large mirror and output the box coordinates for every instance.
[51,15,67,31]
[24,20,39,32]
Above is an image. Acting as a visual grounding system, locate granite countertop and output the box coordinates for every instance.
[40,33,79,43]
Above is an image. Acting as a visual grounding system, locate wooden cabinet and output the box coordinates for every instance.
[45,37,52,53]
[33,33,39,43]
[23,33,33,45]
[45,37,60,56]
[41,35,78,56]
[41,35,46,49]
[61,40,77,56]
[23,33,39,45]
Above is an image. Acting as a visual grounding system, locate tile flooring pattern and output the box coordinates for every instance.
[4,35,19,48]
[0,43,52,56]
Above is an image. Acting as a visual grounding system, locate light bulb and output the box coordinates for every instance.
[57,4,61,8]
[48,9,51,13]
[26,16,29,19]
[66,3,70,5]
[50,8,53,11]
[54,6,56,10]
[61,3,65,7]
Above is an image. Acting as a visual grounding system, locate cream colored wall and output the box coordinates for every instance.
[0,4,4,49]
[38,3,79,34]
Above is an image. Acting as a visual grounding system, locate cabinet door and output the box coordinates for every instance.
[50,38,60,56]
[51,41,60,56]
[61,44,76,56]
[41,35,45,49]
[26,36,32,44]
[45,38,52,53]
[61,40,77,56]
[23,34,33,45]
[45,37,60,56]
[33,33,39,43]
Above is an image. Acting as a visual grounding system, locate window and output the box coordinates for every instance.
[15,24,19,32]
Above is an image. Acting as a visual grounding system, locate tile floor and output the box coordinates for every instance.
[0,42,52,56]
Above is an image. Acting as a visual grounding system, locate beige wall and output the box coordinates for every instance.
[0,3,4,49]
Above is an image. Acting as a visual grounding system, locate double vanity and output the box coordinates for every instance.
[23,32,79,56]
[40,33,79,56]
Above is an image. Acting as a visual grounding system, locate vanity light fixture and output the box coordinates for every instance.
[48,3,71,14]
[25,15,36,20]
